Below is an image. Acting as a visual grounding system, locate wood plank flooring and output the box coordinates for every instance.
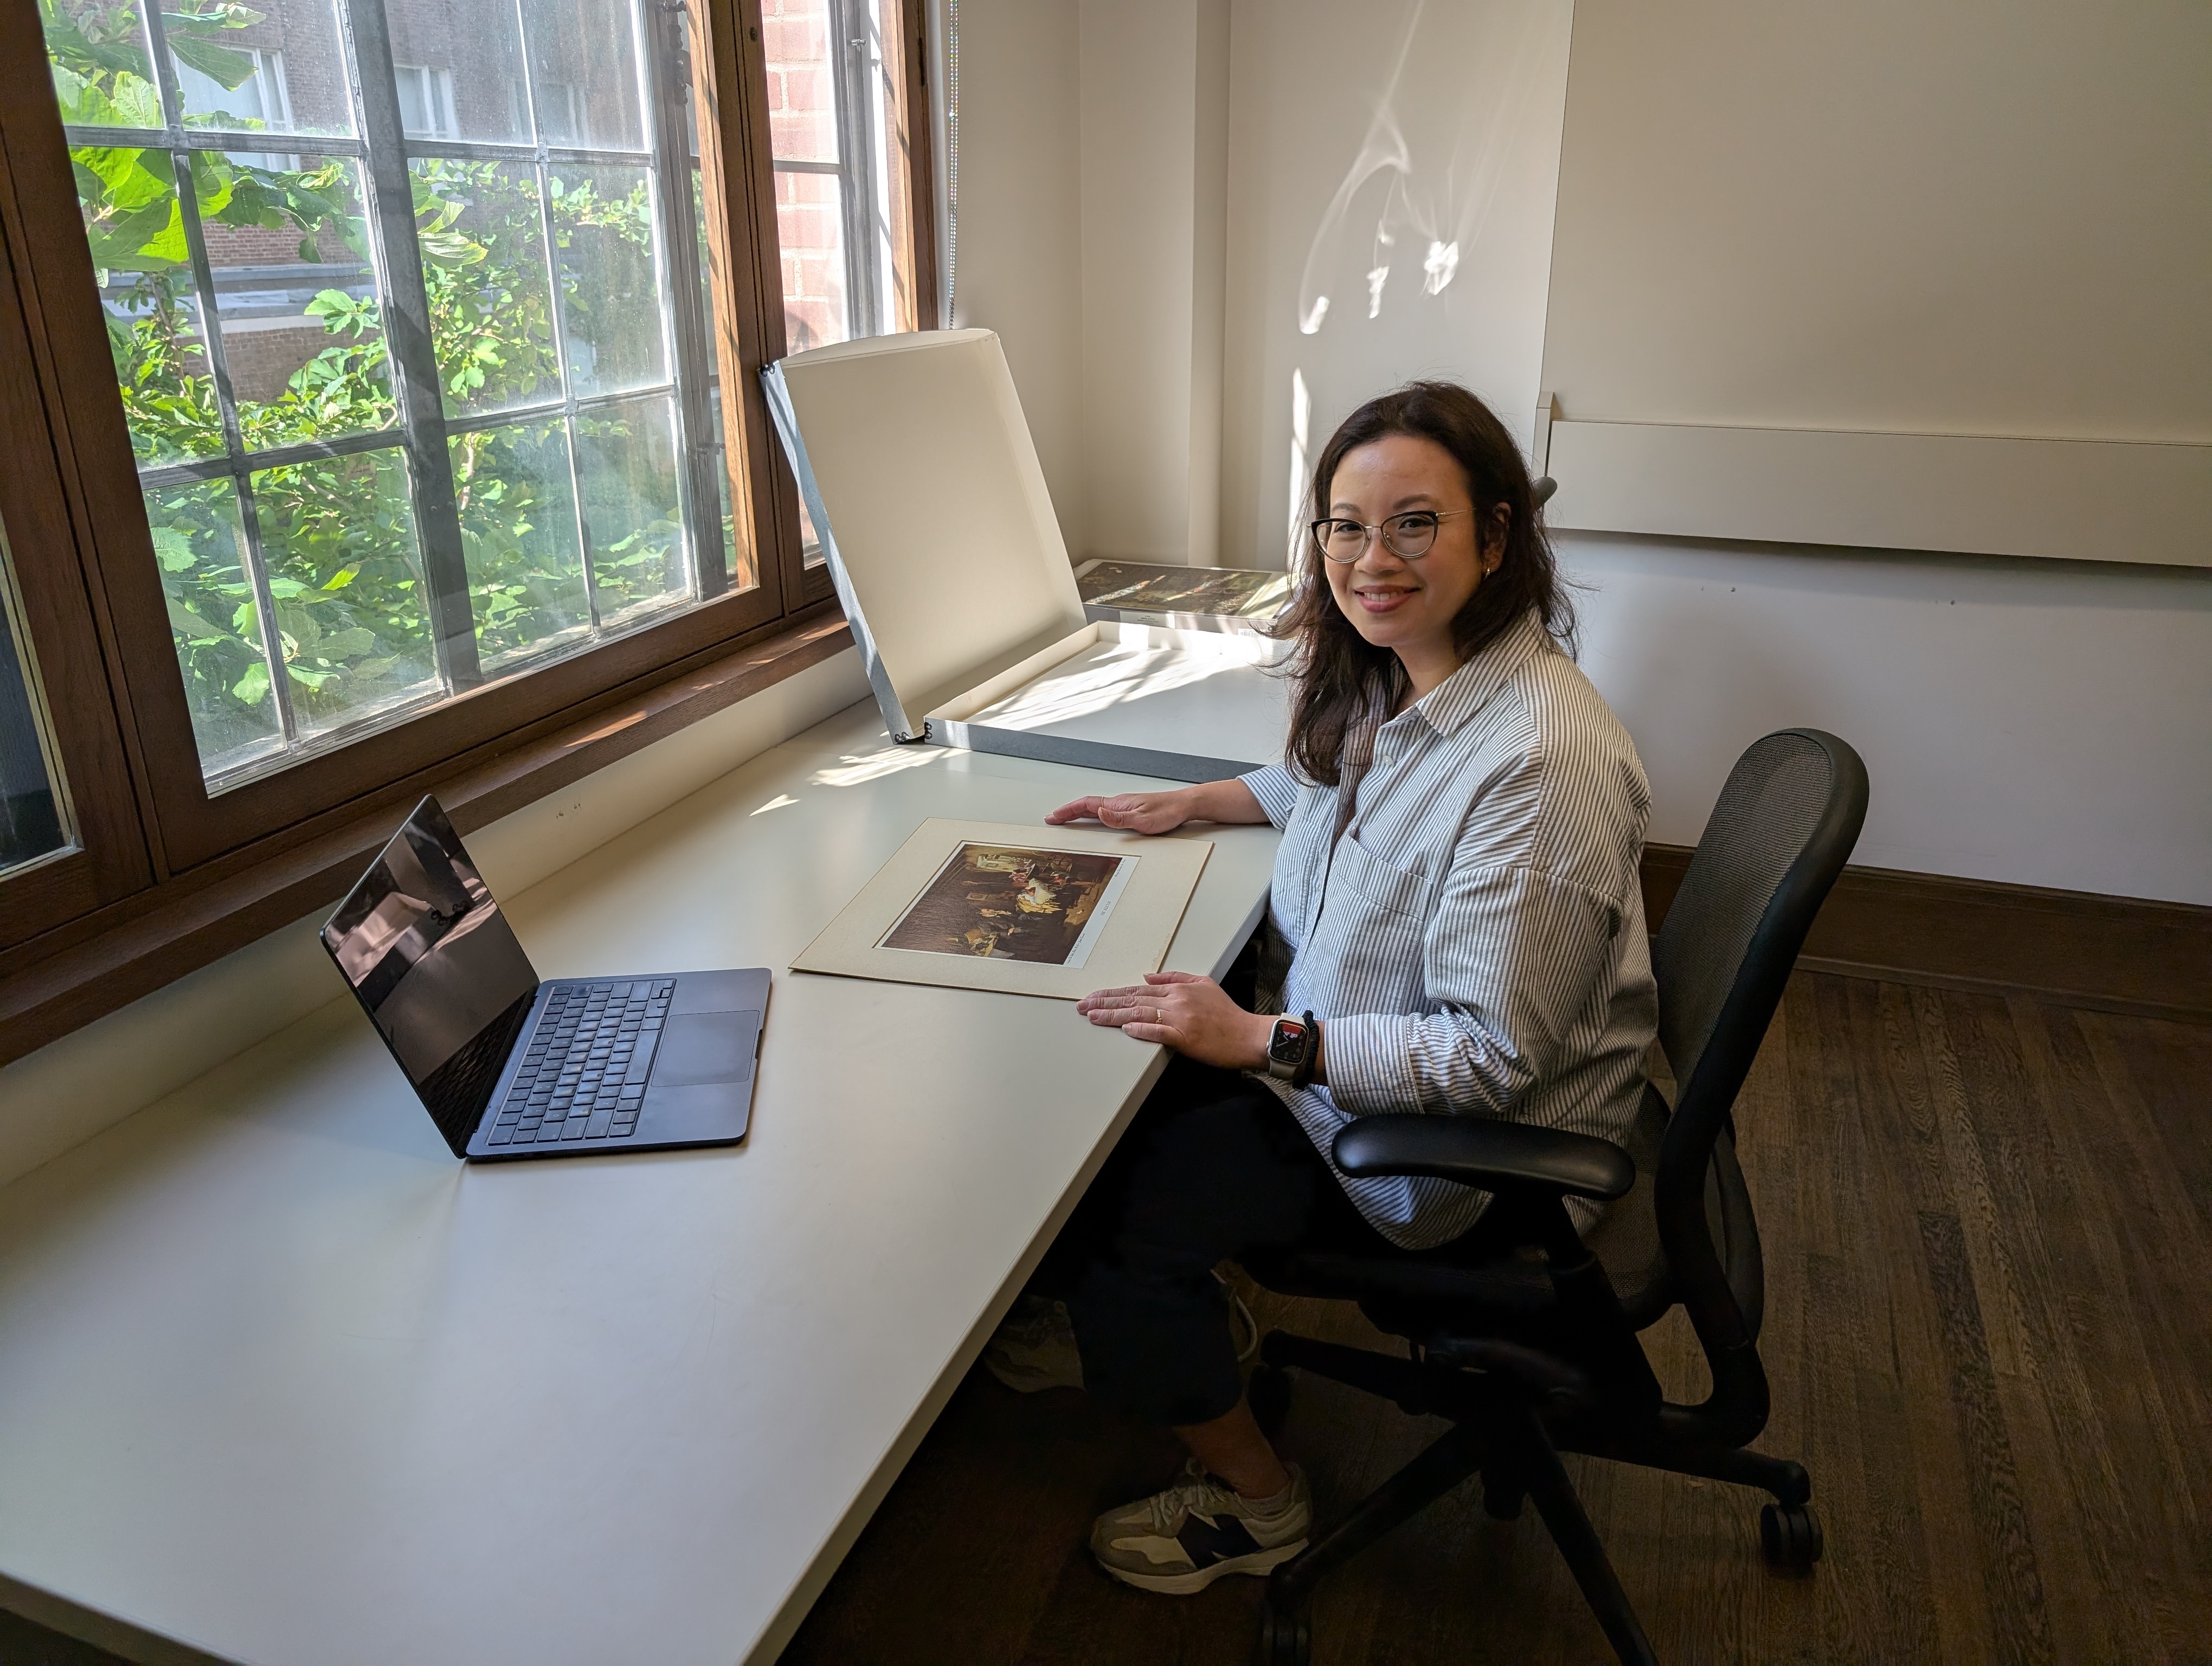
[779,972,2212,1665]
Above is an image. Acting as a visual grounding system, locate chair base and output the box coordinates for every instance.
[1254,1330,1817,1666]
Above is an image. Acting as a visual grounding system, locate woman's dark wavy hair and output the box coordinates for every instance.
[1274,380,1572,787]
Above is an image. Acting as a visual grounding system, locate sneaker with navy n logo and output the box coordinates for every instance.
[1089,1460,1311,1594]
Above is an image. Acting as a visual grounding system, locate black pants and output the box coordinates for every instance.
[1040,1056,1399,1427]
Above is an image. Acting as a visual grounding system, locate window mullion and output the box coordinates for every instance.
[334,0,482,693]
[528,157,609,633]
[639,0,726,601]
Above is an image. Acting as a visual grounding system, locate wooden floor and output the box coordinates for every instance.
[781,972,2212,1665]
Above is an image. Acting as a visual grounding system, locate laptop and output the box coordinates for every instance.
[321,795,769,1161]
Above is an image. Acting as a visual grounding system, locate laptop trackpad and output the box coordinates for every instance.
[652,1010,760,1086]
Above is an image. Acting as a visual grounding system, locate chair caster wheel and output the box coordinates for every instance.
[1249,1364,1295,1437]
[1255,1601,1311,1665]
[1760,1501,1823,1575]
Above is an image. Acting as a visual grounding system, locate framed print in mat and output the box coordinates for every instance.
[790,819,1213,998]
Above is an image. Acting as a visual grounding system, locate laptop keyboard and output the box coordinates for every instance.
[485,979,675,1147]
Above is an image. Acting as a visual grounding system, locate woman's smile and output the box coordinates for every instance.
[1348,576,1419,615]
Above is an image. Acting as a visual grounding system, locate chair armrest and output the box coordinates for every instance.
[1332,1116,1634,1203]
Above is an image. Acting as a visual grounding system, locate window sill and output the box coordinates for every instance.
[0,605,854,1064]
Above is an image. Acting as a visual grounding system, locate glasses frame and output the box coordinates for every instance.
[1309,508,1468,564]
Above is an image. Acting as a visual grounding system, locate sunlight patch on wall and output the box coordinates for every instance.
[1293,0,1552,338]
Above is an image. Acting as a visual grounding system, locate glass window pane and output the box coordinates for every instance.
[46,0,159,131]
[392,7,528,145]
[249,450,438,738]
[0,525,72,877]
[144,477,285,774]
[764,0,838,164]
[451,420,591,669]
[172,0,353,139]
[773,166,848,355]
[74,146,226,466]
[552,164,664,398]
[520,0,644,152]
[415,158,561,420]
[204,152,398,451]
[575,397,685,621]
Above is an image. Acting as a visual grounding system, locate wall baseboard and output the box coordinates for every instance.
[1639,845,2212,1024]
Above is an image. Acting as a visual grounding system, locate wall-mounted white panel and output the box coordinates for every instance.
[1545,421,2212,568]
[1542,1,2212,446]
[1564,536,2212,906]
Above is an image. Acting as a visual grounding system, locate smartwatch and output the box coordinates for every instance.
[1265,1012,1319,1085]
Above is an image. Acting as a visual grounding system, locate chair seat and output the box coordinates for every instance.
[1251,1086,1679,1333]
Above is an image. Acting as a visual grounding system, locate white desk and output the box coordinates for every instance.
[0,700,1280,1665]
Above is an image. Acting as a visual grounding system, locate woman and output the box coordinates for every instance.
[994,381,1656,1595]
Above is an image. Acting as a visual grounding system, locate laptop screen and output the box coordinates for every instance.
[322,797,540,1153]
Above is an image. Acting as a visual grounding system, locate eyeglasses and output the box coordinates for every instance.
[1308,510,1468,563]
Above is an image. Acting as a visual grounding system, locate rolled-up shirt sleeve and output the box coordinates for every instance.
[1239,763,1301,830]
[1320,862,1626,1119]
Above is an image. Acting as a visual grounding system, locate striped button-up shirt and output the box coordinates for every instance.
[1240,610,1657,1250]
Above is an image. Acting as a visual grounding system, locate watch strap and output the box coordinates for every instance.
[1290,1011,1320,1089]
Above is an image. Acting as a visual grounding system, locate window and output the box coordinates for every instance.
[44,0,758,789]
[0,0,937,1054]
[173,43,295,168]
[392,63,457,142]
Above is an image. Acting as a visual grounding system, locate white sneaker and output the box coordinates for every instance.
[983,1295,1084,1392]
[1090,1459,1311,1594]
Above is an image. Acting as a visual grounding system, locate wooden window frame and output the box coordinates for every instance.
[0,146,150,952]
[0,0,942,1062]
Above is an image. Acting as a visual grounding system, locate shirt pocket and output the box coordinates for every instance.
[1327,834,1429,921]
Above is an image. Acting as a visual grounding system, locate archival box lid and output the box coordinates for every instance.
[764,330,1087,741]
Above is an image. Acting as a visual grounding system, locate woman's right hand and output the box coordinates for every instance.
[1043,789,1196,834]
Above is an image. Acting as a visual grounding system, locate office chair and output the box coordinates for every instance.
[1242,728,1869,1666]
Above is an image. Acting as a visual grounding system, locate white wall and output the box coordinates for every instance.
[0,650,872,1190]
[947,0,2211,906]
[1077,0,1229,565]
[954,0,1232,568]
[946,0,1085,549]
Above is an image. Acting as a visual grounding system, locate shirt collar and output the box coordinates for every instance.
[1394,608,1550,738]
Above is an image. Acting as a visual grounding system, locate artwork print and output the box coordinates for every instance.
[879,844,1137,968]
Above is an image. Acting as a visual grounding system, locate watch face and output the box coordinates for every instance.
[1270,1019,1306,1064]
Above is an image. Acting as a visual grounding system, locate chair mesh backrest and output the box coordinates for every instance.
[1652,733,1838,1092]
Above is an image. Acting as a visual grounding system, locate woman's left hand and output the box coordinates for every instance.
[1077,971,1274,1070]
